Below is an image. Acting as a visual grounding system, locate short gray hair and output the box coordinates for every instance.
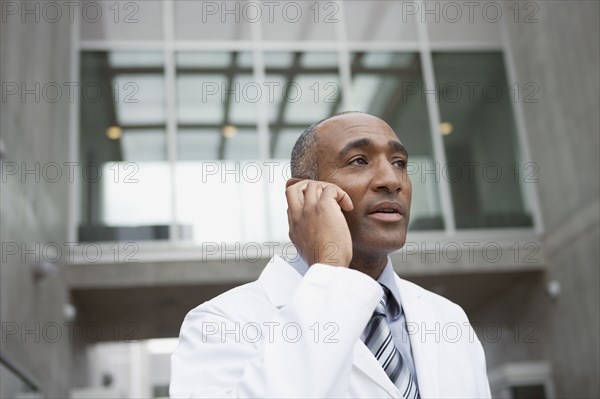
[290,111,364,180]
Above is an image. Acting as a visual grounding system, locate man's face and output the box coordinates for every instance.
[316,113,412,257]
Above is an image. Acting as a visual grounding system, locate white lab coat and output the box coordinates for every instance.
[170,255,491,398]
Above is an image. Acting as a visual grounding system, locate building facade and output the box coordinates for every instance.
[1,1,598,398]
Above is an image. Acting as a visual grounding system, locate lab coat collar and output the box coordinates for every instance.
[258,255,303,308]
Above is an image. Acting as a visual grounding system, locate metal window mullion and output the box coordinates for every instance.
[335,0,353,110]
[79,40,342,52]
[417,19,457,235]
[251,25,269,161]
[163,0,179,242]
[78,40,503,53]
[68,3,81,245]
[251,15,273,241]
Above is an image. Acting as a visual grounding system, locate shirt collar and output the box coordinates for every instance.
[376,257,403,320]
[286,254,309,276]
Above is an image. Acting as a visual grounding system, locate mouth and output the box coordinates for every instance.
[367,202,403,223]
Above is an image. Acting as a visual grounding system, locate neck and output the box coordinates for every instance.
[349,250,388,280]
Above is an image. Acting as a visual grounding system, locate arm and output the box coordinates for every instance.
[170,264,381,398]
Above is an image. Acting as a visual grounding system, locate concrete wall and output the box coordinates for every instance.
[499,2,600,397]
[0,3,73,397]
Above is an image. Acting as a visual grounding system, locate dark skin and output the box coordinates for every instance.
[286,113,412,280]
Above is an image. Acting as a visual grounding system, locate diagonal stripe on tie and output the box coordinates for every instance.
[362,284,420,399]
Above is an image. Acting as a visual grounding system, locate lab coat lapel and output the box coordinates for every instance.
[353,341,403,397]
[258,256,403,397]
[396,276,441,399]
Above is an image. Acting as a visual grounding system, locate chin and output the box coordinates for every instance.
[354,231,408,255]
[346,216,410,255]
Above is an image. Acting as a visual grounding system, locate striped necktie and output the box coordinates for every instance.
[362,285,419,399]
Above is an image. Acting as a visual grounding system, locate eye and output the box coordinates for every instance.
[393,159,408,169]
[348,156,368,166]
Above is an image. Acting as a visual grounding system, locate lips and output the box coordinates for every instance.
[367,201,404,222]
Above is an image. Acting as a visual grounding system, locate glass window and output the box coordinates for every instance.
[79,51,172,242]
[113,74,166,126]
[177,129,220,161]
[265,51,341,154]
[177,74,227,125]
[101,162,172,227]
[432,52,532,229]
[351,52,444,230]
[265,51,342,241]
[174,52,262,244]
[120,129,166,162]
[78,13,537,245]
[176,52,258,160]
[175,160,269,244]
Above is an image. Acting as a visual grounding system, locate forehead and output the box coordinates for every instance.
[316,113,401,149]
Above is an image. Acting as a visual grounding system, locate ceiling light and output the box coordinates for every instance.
[439,122,453,136]
[106,126,123,140]
[222,124,238,138]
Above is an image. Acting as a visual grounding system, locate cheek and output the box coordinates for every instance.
[404,178,413,208]
[341,196,366,230]
[336,182,363,208]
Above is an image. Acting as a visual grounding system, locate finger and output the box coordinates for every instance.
[287,207,295,240]
[304,180,320,207]
[285,178,304,189]
[285,179,308,214]
[322,184,354,211]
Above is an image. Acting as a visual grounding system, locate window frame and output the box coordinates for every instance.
[69,1,544,261]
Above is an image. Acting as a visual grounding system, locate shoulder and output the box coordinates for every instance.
[185,280,273,323]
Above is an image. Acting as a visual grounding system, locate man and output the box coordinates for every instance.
[170,112,491,398]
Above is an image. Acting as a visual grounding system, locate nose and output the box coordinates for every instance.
[372,159,407,193]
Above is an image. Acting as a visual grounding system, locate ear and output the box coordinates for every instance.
[286,178,304,188]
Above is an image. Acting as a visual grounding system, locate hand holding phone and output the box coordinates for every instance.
[285,178,354,267]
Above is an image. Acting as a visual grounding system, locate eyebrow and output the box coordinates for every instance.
[339,138,408,158]
[388,140,408,157]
